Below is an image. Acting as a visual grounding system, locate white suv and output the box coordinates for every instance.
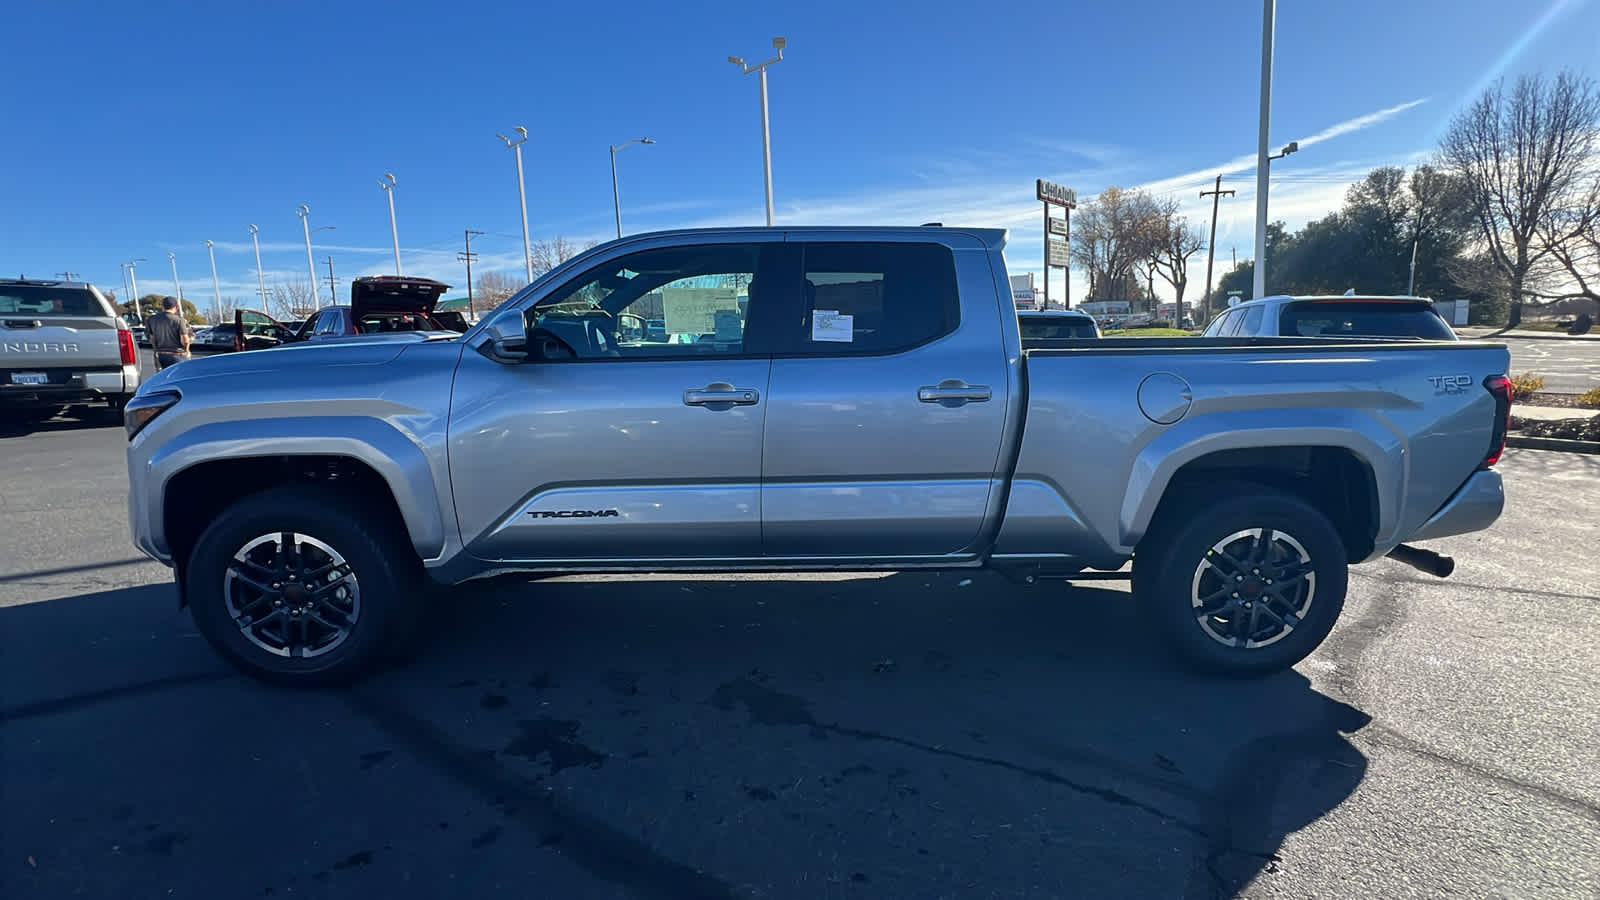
[1203,295,1459,341]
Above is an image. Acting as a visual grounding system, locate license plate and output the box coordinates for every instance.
[9,372,47,386]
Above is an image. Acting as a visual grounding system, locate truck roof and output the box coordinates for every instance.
[614,225,1010,249]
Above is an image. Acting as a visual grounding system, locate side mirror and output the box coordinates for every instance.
[479,311,528,363]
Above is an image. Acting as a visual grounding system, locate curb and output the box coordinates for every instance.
[1506,434,1600,454]
[1459,331,1600,342]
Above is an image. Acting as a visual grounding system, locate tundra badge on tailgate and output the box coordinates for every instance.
[1427,374,1474,394]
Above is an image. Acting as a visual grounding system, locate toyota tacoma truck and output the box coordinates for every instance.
[123,227,1512,686]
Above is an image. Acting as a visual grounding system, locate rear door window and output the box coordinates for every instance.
[782,242,960,355]
[1279,301,1457,339]
[1240,306,1265,335]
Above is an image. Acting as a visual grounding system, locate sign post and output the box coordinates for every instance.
[1036,179,1077,309]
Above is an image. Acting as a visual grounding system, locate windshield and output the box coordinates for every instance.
[1280,301,1457,340]
[0,284,107,316]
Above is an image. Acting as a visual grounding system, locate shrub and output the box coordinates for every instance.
[1509,372,1545,401]
[1579,386,1600,409]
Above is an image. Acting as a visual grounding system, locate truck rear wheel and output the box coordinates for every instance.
[184,485,422,687]
[1134,487,1348,677]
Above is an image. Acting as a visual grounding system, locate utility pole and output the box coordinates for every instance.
[1199,175,1236,326]
[1407,237,1419,295]
[458,230,484,320]
[55,271,80,281]
[325,256,338,303]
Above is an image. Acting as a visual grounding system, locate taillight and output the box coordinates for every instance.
[117,329,137,366]
[1482,374,1512,467]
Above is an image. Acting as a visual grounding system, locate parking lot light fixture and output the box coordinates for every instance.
[610,138,656,239]
[248,225,268,310]
[729,37,786,226]
[205,240,223,325]
[124,258,148,320]
[296,206,319,307]
[168,252,183,304]
[379,173,401,274]
[496,127,535,282]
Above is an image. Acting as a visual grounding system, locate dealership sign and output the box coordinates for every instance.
[1036,179,1077,207]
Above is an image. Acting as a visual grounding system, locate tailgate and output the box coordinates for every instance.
[1,316,122,373]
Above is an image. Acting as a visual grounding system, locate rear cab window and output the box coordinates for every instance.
[0,284,109,317]
[1280,301,1457,340]
[784,242,960,355]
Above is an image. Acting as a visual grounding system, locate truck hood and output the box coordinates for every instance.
[350,276,450,320]
[140,336,418,391]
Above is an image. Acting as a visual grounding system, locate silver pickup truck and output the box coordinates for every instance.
[2,278,141,423]
[123,227,1512,686]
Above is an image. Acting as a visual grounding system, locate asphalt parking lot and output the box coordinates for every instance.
[1500,335,1600,394]
[1,412,1597,899]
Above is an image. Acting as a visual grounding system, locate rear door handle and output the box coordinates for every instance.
[918,380,992,405]
[684,383,760,407]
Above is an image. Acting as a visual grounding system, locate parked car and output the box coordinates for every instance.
[125,226,1511,687]
[194,323,239,352]
[1204,295,1459,340]
[1,278,140,423]
[1017,308,1101,341]
[232,276,457,351]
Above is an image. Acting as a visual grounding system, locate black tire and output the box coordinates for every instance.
[185,484,423,687]
[1133,486,1348,677]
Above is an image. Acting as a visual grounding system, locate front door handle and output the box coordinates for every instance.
[918,380,992,406]
[684,383,760,407]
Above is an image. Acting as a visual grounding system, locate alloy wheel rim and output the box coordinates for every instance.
[1189,527,1315,649]
[223,532,360,658]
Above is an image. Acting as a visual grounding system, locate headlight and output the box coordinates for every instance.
[124,390,182,441]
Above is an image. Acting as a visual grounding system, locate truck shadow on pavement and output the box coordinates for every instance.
[0,409,122,438]
[2,572,1371,900]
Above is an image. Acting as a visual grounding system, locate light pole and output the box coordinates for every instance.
[1253,141,1299,297]
[205,240,223,324]
[168,252,184,308]
[248,224,268,309]
[1253,0,1276,299]
[296,205,320,306]
[610,138,655,239]
[379,172,401,274]
[496,127,535,282]
[125,258,147,321]
[729,37,786,227]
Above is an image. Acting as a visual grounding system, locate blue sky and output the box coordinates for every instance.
[4,0,1598,314]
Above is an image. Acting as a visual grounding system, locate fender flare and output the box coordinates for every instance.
[1118,408,1402,551]
[144,416,449,561]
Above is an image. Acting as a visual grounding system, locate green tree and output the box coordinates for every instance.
[118,294,204,325]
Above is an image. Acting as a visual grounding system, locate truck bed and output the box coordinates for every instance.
[998,337,1511,568]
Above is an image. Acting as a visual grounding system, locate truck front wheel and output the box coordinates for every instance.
[1134,488,1348,677]
[184,485,422,687]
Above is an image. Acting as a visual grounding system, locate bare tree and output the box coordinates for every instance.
[1146,203,1206,319]
[1072,187,1165,303]
[269,279,316,318]
[530,236,595,275]
[475,271,522,307]
[1440,71,1600,322]
[1536,170,1600,308]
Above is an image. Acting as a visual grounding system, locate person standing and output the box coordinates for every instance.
[146,296,192,370]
